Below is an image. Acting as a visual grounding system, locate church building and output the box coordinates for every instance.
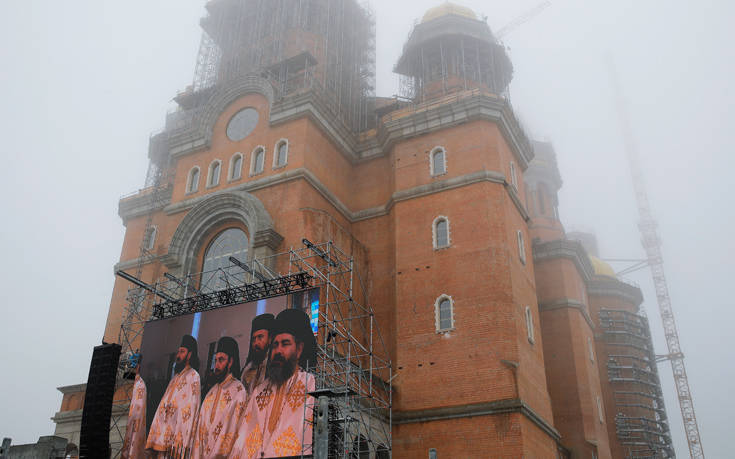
[52,1,674,457]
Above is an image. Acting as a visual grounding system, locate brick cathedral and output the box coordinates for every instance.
[52,1,674,457]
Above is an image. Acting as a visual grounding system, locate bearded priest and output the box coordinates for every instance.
[192,336,248,458]
[240,313,275,398]
[145,334,202,458]
[229,308,317,459]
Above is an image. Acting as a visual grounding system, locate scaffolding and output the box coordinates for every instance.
[112,240,392,458]
[601,309,674,458]
[186,0,376,133]
[394,13,513,103]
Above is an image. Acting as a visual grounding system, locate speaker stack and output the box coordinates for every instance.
[79,342,121,458]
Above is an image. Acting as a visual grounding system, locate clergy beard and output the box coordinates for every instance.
[173,359,187,374]
[267,354,298,386]
[210,367,228,385]
[173,352,189,374]
[250,347,267,365]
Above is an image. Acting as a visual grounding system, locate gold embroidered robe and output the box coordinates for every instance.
[240,360,267,399]
[121,375,147,459]
[145,366,201,457]
[228,369,315,459]
[191,374,248,458]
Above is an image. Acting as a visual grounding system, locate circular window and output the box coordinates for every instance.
[226,108,259,141]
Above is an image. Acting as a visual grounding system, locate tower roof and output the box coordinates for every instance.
[421,2,478,23]
[589,256,617,278]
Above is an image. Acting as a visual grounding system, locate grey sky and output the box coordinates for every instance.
[0,0,732,456]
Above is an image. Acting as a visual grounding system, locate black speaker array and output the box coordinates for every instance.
[79,342,121,459]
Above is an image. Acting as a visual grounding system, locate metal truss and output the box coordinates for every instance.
[289,241,392,458]
[601,309,674,458]
[111,240,392,458]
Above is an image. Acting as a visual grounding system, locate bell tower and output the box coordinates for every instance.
[394,2,513,102]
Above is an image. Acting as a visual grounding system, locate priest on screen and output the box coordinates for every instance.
[229,309,317,459]
[121,358,146,459]
[145,334,202,458]
[240,313,275,398]
[192,336,248,458]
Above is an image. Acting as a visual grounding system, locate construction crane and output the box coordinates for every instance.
[496,1,552,39]
[607,57,705,459]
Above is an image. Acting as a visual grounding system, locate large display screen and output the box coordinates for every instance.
[120,289,319,459]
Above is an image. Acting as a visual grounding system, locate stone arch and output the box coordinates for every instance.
[199,75,276,145]
[163,190,283,276]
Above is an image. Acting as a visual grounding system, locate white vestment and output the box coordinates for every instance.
[191,373,248,458]
[146,366,201,457]
[229,369,315,459]
[121,375,147,459]
[240,360,267,399]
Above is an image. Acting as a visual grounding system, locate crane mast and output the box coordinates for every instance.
[607,58,704,459]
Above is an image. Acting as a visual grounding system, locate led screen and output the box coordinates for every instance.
[120,289,319,459]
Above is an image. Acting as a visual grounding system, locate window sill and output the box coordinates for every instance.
[436,328,455,334]
[431,171,448,178]
[272,164,287,171]
[433,244,451,251]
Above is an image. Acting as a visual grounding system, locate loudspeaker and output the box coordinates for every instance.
[79,342,121,459]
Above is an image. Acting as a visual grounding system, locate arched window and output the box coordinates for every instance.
[510,161,518,190]
[251,147,265,175]
[430,147,446,176]
[207,160,221,187]
[433,216,450,249]
[229,153,243,181]
[274,139,288,168]
[435,295,454,332]
[538,185,547,215]
[517,229,526,265]
[588,336,595,362]
[525,306,535,344]
[144,226,157,251]
[201,228,249,291]
[187,167,200,193]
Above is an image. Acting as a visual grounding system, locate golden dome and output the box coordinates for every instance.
[422,2,478,23]
[589,256,616,278]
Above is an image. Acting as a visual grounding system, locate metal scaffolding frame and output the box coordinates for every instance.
[111,240,392,458]
[187,0,376,133]
[601,309,674,458]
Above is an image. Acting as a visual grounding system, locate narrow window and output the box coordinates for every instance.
[510,161,518,190]
[251,147,265,175]
[230,153,243,181]
[430,147,446,176]
[187,167,200,193]
[597,396,604,423]
[517,230,526,265]
[274,140,288,168]
[525,306,535,344]
[435,295,454,332]
[207,160,221,187]
[538,188,546,214]
[588,336,595,362]
[145,226,157,251]
[433,216,450,249]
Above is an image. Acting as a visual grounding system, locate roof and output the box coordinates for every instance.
[422,2,478,23]
[589,256,617,278]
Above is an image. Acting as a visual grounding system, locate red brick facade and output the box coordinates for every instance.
[53,3,674,457]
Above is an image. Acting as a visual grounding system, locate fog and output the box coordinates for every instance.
[0,0,732,456]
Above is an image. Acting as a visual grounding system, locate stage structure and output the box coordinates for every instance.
[111,240,392,458]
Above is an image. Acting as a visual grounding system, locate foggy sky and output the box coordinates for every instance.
[1,1,732,456]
